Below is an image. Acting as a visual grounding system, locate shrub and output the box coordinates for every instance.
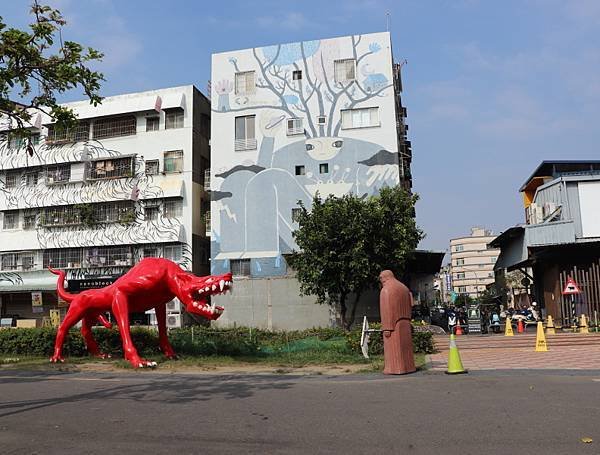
[345,323,436,356]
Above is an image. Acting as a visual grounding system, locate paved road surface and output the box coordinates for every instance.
[1,369,599,454]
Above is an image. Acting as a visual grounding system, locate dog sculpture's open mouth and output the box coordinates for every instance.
[190,278,232,317]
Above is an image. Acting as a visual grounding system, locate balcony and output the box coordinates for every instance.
[204,169,211,191]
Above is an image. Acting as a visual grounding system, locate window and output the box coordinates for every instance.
[287,118,304,136]
[455,258,464,266]
[164,150,183,173]
[234,115,257,151]
[5,171,21,188]
[341,107,380,129]
[8,134,23,149]
[86,246,132,267]
[46,121,90,143]
[334,59,356,82]
[295,165,305,176]
[143,247,158,258]
[145,160,159,175]
[46,164,71,184]
[3,211,19,230]
[317,115,327,126]
[146,116,159,132]
[21,253,35,271]
[25,170,39,186]
[43,248,83,269]
[455,245,464,252]
[163,199,183,219]
[292,70,302,81]
[235,71,256,95]
[1,254,18,271]
[41,206,81,227]
[319,163,329,174]
[89,157,134,180]
[144,203,160,221]
[457,286,467,293]
[23,210,37,230]
[163,244,182,262]
[94,201,135,224]
[456,272,465,279]
[291,208,302,223]
[490,257,497,263]
[488,272,494,278]
[92,115,136,140]
[231,258,251,276]
[165,109,184,129]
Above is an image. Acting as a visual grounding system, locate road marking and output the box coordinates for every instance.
[0,376,121,382]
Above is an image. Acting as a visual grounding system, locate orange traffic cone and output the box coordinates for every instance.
[455,321,463,336]
[517,319,524,334]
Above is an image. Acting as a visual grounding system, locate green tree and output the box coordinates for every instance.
[289,186,423,330]
[0,1,103,155]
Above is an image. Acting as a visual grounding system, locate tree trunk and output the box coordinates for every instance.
[338,293,347,330]
[343,292,362,331]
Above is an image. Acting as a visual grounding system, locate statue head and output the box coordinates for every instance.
[379,270,395,287]
[173,271,233,320]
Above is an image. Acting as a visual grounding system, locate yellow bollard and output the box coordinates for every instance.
[505,317,514,337]
[535,321,548,352]
[546,315,556,335]
[580,314,589,334]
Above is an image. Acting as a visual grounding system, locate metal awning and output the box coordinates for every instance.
[0,283,57,293]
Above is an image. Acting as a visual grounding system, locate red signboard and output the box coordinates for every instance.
[562,277,581,295]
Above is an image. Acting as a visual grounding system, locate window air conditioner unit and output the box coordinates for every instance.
[166,299,181,313]
[166,314,181,329]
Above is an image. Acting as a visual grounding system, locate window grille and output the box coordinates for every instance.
[43,248,83,269]
[46,121,90,143]
[5,171,21,188]
[89,156,133,180]
[85,246,132,267]
[21,253,35,271]
[341,107,380,129]
[143,247,159,258]
[231,259,251,276]
[145,204,160,221]
[8,134,24,149]
[3,211,19,229]
[92,115,137,140]
[145,160,159,175]
[334,59,356,83]
[146,116,159,132]
[165,109,184,129]
[25,170,39,186]
[164,150,183,173]
[42,205,81,227]
[23,210,37,230]
[1,253,18,271]
[94,201,135,223]
[163,198,183,218]
[235,71,256,95]
[46,164,71,184]
[234,115,256,151]
[163,244,182,261]
[204,168,211,191]
[287,118,304,136]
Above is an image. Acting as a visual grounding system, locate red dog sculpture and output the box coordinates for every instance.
[49,258,232,368]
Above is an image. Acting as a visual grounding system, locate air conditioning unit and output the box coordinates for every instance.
[166,314,181,329]
[166,299,181,313]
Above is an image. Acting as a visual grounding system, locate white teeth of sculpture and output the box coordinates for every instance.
[212,284,217,291]
[204,286,210,292]
[219,280,225,291]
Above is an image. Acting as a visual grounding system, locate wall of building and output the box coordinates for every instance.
[210,32,402,279]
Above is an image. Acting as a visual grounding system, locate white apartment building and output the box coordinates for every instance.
[210,31,412,329]
[0,86,211,325]
[449,227,499,298]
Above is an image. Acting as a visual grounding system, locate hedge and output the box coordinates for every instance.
[0,325,435,358]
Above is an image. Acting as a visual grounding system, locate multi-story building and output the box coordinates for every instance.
[491,160,600,324]
[210,31,413,329]
[449,227,499,298]
[0,86,211,326]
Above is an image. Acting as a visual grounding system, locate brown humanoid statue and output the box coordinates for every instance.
[379,270,416,375]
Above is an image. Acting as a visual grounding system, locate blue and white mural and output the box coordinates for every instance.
[211,32,400,277]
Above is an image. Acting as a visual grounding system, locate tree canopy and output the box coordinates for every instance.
[0,1,103,154]
[289,186,423,329]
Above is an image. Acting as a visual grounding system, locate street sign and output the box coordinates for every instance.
[467,304,481,334]
[562,277,581,295]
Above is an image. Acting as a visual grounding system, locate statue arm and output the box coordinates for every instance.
[380,288,396,333]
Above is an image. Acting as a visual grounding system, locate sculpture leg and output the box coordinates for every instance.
[111,292,155,368]
[51,303,85,363]
[155,304,178,359]
[81,316,111,359]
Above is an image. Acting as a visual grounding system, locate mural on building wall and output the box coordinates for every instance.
[211,34,400,276]
[0,138,193,280]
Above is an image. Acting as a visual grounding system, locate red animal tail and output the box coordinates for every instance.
[48,267,77,303]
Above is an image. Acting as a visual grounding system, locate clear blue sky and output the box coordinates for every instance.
[4,0,600,254]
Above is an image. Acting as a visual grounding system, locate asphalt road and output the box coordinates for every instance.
[1,369,600,454]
